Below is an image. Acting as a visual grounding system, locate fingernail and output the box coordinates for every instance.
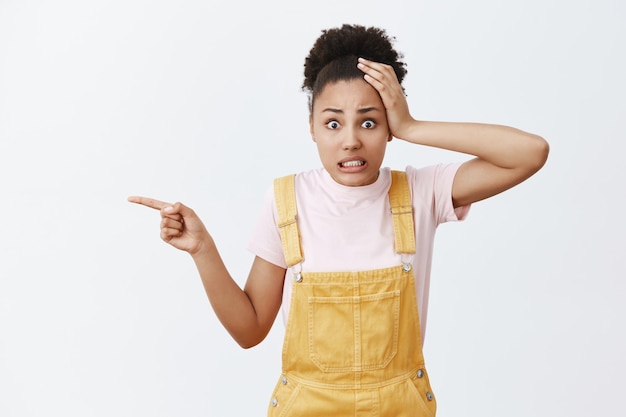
[163,206,174,213]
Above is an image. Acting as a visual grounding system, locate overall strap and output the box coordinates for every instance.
[273,174,304,267]
[389,170,416,254]
[274,171,415,265]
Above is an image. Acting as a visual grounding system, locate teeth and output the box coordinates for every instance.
[341,160,364,167]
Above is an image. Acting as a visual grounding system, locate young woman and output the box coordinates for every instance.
[129,24,548,416]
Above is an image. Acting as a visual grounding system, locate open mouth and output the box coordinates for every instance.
[339,160,365,168]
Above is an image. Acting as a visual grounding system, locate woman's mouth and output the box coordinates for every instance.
[339,160,365,168]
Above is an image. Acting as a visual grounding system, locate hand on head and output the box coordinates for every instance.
[357,57,416,140]
[128,196,210,254]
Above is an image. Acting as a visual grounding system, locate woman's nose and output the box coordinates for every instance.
[341,127,361,150]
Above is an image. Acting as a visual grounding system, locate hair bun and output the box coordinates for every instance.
[303,24,407,92]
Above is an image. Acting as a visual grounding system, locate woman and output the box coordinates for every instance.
[129,24,548,416]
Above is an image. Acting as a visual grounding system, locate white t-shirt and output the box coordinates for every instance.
[247,164,469,342]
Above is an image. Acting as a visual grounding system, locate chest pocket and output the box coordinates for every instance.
[307,289,401,372]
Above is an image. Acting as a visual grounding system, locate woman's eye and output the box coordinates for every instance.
[362,120,376,129]
[326,120,340,129]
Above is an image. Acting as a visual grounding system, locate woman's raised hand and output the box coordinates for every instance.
[357,57,416,140]
[128,196,210,255]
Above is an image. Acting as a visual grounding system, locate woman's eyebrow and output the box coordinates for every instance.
[321,107,342,114]
[357,107,382,114]
[320,107,382,114]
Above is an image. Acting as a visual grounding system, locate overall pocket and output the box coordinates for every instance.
[267,375,301,417]
[307,290,400,372]
[406,368,437,417]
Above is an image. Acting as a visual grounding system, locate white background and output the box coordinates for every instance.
[1,0,624,416]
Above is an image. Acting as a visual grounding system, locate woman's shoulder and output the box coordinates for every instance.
[404,162,464,183]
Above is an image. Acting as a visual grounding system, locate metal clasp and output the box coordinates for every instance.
[290,264,303,283]
[401,254,414,273]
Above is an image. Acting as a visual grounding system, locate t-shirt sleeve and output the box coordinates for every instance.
[407,163,471,224]
[246,185,288,269]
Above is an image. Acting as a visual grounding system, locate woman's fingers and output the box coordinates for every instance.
[358,58,397,84]
[161,226,183,240]
[357,57,414,140]
[129,197,207,253]
[161,208,184,224]
[129,196,185,238]
[358,57,402,99]
[161,216,184,235]
[128,196,172,211]
[357,59,383,87]
[128,196,186,221]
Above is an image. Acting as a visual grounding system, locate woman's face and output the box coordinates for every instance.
[310,79,391,187]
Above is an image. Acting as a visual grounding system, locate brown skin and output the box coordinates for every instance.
[356,57,549,207]
[129,59,549,348]
[309,78,392,187]
[126,196,285,349]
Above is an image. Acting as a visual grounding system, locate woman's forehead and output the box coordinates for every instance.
[313,79,383,112]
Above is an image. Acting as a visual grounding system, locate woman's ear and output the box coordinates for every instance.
[309,115,316,142]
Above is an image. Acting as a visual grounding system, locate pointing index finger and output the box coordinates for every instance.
[127,196,172,211]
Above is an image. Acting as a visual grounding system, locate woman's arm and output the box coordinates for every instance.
[358,58,549,206]
[128,197,286,348]
[398,121,549,207]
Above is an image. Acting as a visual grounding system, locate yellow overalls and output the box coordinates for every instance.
[269,171,437,417]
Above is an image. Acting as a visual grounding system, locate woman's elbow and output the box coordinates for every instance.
[238,339,262,350]
[234,330,268,350]
[527,134,550,173]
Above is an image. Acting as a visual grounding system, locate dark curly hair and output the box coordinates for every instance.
[303,24,407,111]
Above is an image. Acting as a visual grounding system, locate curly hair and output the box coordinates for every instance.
[303,24,407,111]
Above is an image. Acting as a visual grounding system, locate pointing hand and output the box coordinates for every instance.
[128,196,210,255]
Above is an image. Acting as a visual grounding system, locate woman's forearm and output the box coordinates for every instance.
[190,240,264,348]
[190,239,285,349]
[400,120,549,171]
